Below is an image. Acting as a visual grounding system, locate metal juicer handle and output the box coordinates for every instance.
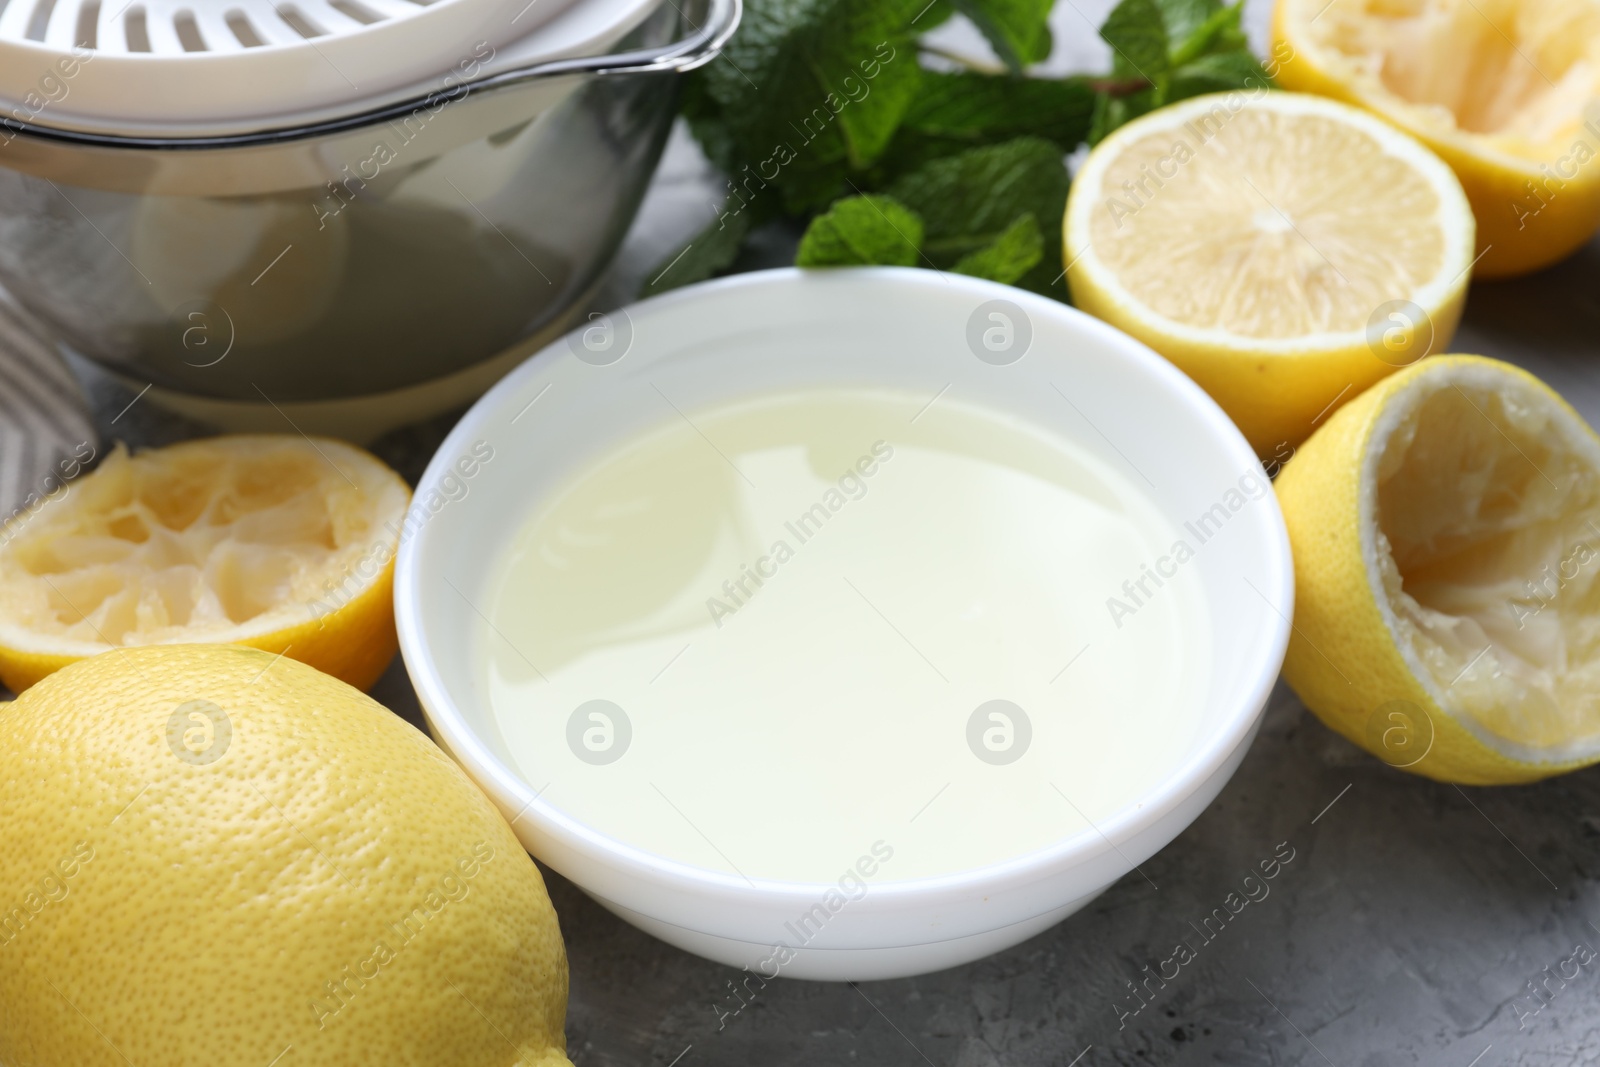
[1,0,742,151]
[533,0,742,78]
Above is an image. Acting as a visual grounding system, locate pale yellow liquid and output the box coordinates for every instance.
[482,389,1211,883]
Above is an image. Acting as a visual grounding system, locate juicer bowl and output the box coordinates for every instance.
[0,0,735,432]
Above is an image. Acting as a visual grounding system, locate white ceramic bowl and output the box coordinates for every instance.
[395,267,1293,981]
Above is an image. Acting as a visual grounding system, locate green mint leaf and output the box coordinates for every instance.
[796,195,925,267]
[1099,0,1170,85]
[1153,0,1222,52]
[1086,0,1259,143]
[818,35,922,168]
[952,212,1044,284]
[890,70,1096,163]
[907,0,958,30]
[694,0,927,213]
[1087,85,1161,144]
[950,0,1055,70]
[641,211,754,297]
[1016,255,1070,300]
[887,137,1067,256]
[886,137,1066,298]
[1170,50,1274,100]
[1167,1,1248,64]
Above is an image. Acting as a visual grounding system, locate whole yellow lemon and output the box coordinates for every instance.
[0,644,573,1066]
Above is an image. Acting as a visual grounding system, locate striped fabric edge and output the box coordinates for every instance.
[0,294,97,525]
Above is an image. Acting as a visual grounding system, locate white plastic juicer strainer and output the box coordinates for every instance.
[0,0,738,437]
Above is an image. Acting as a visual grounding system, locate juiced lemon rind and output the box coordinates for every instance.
[1279,355,1600,783]
[0,435,410,692]
[1273,0,1600,277]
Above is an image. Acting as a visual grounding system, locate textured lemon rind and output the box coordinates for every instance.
[1277,354,1600,783]
[0,436,408,694]
[1271,0,1600,279]
[0,645,573,1066]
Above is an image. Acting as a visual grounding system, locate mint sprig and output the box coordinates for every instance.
[646,0,1272,300]
[949,0,1056,70]
[795,195,925,267]
[953,213,1044,285]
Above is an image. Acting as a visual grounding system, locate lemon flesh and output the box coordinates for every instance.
[1275,0,1600,277]
[1279,355,1600,783]
[0,436,410,692]
[0,644,574,1066]
[1066,91,1474,454]
[1085,103,1455,340]
[1369,363,1600,757]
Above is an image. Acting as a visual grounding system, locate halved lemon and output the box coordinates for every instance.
[1274,0,1600,278]
[1066,91,1476,456]
[1277,355,1600,784]
[0,435,410,693]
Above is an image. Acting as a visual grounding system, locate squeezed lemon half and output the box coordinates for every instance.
[1066,91,1475,455]
[1274,0,1600,277]
[0,435,410,692]
[1278,355,1600,783]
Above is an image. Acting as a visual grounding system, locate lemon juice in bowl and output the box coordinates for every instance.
[480,387,1214,884]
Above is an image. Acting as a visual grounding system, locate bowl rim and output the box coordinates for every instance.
[395,265,1295,906]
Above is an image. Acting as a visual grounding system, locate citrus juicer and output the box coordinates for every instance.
[0,0,738,438]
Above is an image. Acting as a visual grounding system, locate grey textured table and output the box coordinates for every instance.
[52,9,1600,1063]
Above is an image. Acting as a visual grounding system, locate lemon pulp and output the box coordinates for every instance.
[1369,369,1600,754]
[0,436,409,693]
[1066,91,1474,454]
[1275,0,1600,276]
[0,438,405,650]
[1083,99,1461,342]
[1303,0,1600,153]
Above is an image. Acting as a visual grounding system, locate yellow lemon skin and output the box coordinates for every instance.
[0,561,398,695]
[1276,355,1600,784]
[0,434,410,695]
[1068,262,1466,457]
[0,645,574,1067]
[1272,4,1600,280]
